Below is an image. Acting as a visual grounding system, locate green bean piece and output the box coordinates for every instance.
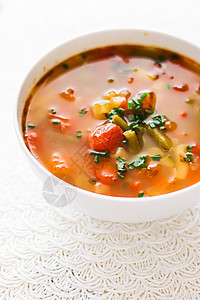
[136,127,145,148]
[123,130,141,154]
[146,124,172,150]
[112,115,130,131]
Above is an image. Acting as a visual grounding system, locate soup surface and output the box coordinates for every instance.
[23,45,200,197]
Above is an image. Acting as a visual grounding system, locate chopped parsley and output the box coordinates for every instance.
[127,93,150,130]
[94,156,99,164]
[76,130,82,138]
[116,157,127,173]
[184,145,194,163]
[127,92,148,111]
[187,145,193,151]
[133,155,148,169]
[154,55,165,65]
[130,122,142,131]
[118,174,125,179]
[138,192,144,197]
[166,83,172,90]
[115,155,149,179]
[52,120,59,125]
[105,107,124,121]
[146,110,154,115]
[123,139,128,145]
[27,124,35,129]
[51,108,56,114]
[127,156,148,170]
[91,178,97,183]
[148,115,166,130]
[90,150,110,164]
[79,108,88,116]
[151,154,162,161]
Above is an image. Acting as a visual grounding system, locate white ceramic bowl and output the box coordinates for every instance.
[14,29,200,223]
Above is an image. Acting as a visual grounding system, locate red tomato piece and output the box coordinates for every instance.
[173,83,189,92]
[51,153,70,174]
[130,181,143,194]
[94,161,117,185]
[89,123,123,152]
[141,92,156,111]
[192,145,200,155]
[25,130,41,150]
[180,112,187,118]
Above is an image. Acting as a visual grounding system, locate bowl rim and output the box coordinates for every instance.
[14,28,200,204]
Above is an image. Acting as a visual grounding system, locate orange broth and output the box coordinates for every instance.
[22,46,200,197]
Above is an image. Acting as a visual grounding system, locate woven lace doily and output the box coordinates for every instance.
[0,164,200,299]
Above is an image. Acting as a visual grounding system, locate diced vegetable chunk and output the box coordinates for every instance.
[146,124,172,151]
[91,100,111,119]
[112,115,130,131]
[123,130,141,154]
[89,123,124,152]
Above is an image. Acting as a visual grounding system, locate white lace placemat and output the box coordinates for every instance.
[1,0,200,299]
[1,172,200,299]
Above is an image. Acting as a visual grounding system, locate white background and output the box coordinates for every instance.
[1,0,200,179]
[1,0,200,298]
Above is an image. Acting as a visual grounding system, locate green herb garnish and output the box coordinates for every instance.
[90,150,110,164]
[94,156,99,164]
[146,110,154,115]
[130,122,142,131]
[187,145,193,151]
[118,174,125,179]
[151,154,162,161]
[116,157,127,172]
[138,192,144,197]
[133,155,148,169]
[166,83,172,90]
[149,115,166,130]
[123,139,128,145]
[79,108,88,116]
[128,92,148,111]
[105,107,124,121]
[51,108,56,114]
[184,145,194,163]
[76,130,82,138]
[27,124,35,129]
[184,153,194,163]
[154,55,165,65]
[52,120,59,125]
[127,92,149,130]
[91,178,97,183]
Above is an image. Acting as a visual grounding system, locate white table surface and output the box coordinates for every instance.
[1,0,200,299]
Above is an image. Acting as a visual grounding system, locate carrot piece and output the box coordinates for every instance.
[141,92,156,111]
[130,181,143,194]
[89,123,123,152]
[60,88,75,101]
[180,112,187,118]
[94,160,117,185]
[192,145,200,154]
[173,83,189,92]
[25,130,42,151]
[50,152,70,174]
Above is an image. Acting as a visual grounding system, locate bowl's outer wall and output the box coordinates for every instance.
[15,29,200,223]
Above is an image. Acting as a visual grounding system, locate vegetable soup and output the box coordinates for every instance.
[22,46,200,197]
